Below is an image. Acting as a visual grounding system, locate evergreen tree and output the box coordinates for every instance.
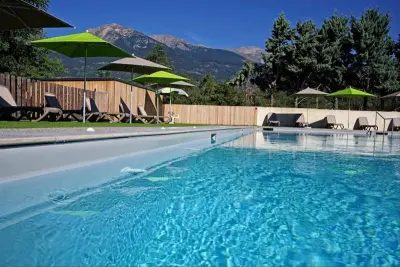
[348,9,398,95]
[265,12,295,90]
[145,44,174,69]
[287,20,319,91]
[315,13,351,92]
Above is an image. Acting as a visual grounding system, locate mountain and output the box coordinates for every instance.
[229,47,265,63]
[55,24,263,81]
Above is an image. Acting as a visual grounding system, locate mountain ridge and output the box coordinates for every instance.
[57,23,264,80]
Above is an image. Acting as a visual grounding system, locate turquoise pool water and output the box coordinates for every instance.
[0,132,399,266]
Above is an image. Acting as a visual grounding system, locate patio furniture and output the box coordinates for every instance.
[44,93,84,121]
[0,85,61,121]
[295,114,309,127]
[85,97,123,122]
[356,117,378,131]
[388,118,400,131]
[138,105,170,124]
[266,112,280,126]
[325,115,344,129]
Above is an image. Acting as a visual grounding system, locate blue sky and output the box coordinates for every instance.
[47,0,399,49]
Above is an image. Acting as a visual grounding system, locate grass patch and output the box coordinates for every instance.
[0,121,204,129]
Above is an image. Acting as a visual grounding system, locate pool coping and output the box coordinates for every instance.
[0,126,252,148]
[258,126,400,136]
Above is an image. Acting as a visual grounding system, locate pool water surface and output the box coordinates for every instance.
[0,132,399,266]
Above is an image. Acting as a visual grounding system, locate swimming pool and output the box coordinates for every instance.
[0,131,399,266]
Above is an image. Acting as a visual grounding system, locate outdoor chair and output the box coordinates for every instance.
[85,97,122,122]
[138,105,170,124]
[118,99,136,123]
[0,85,61,121]
[44,93,84,121]
[265,112,280,126]
[325,115,344,129]
[388,117,400,131]
[295,114,309,127]
[356,117,378,131]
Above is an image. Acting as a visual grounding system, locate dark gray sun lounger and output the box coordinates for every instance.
[44,93,83,121]
[388,117,400,131]
[85,97,123,122]
[266,112,280,126]
[0,85,61,121]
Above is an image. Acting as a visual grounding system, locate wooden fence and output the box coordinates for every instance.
[0,74,108,111]
[45,79,160,114]
[163,104,257,126]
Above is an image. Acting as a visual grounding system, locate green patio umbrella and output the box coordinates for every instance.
[133,71,189,123]
[31,32,132,123]
[328,87,375,129]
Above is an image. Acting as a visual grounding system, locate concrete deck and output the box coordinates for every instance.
[259,126,400,137]
[0,126,249,147]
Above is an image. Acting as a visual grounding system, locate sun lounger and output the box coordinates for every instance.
[266,112,280,126]
[85,97,122,122]
[356,116,378,131]
[138,105,170,124]
[118,99,135,123]
[388,117,400,131]
[44,93,84,121]
[295,114,308,127]
[0,85,61,121]
[325,115,344,129]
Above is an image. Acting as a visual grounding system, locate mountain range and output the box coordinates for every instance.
[56,23,265,81]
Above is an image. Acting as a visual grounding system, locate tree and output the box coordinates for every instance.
[314,13,352,92]
[145,44,173,69]
[0,0,65,77]
[265,12,295,90]
[395,34,400,64]
[287,20,319,91]
[96,70,111,78]
[348,9,399,95]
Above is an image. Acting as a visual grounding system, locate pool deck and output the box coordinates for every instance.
[0,126,398,147]
[0,126,249,147]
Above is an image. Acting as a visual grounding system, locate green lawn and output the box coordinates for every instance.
[0,121,203,129]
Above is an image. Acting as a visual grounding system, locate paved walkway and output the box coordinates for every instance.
[0,126,246,147]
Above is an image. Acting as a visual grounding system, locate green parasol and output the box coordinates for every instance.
[133,71,189,123]
[328,87,375,129]
[31,32,132,122]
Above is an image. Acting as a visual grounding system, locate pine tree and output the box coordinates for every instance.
[265,12,295,90]
[315,13,352,92]
[145,44,173,69]
[348,8,399,95]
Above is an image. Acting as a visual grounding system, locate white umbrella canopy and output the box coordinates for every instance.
[381,91,400,99]
[157,87,189,97]
[294,87,328,125]
[157,87,189,122]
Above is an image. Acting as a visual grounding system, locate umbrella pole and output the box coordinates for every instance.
[130,69,133,124]
[348,98,350,130]
[170,88,172,123]
[156,87,159,124]
[307,98,309,126]
[83,46,87,123]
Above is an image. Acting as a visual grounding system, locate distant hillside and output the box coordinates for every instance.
[54,23,264,81]
[229,47,265,63]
